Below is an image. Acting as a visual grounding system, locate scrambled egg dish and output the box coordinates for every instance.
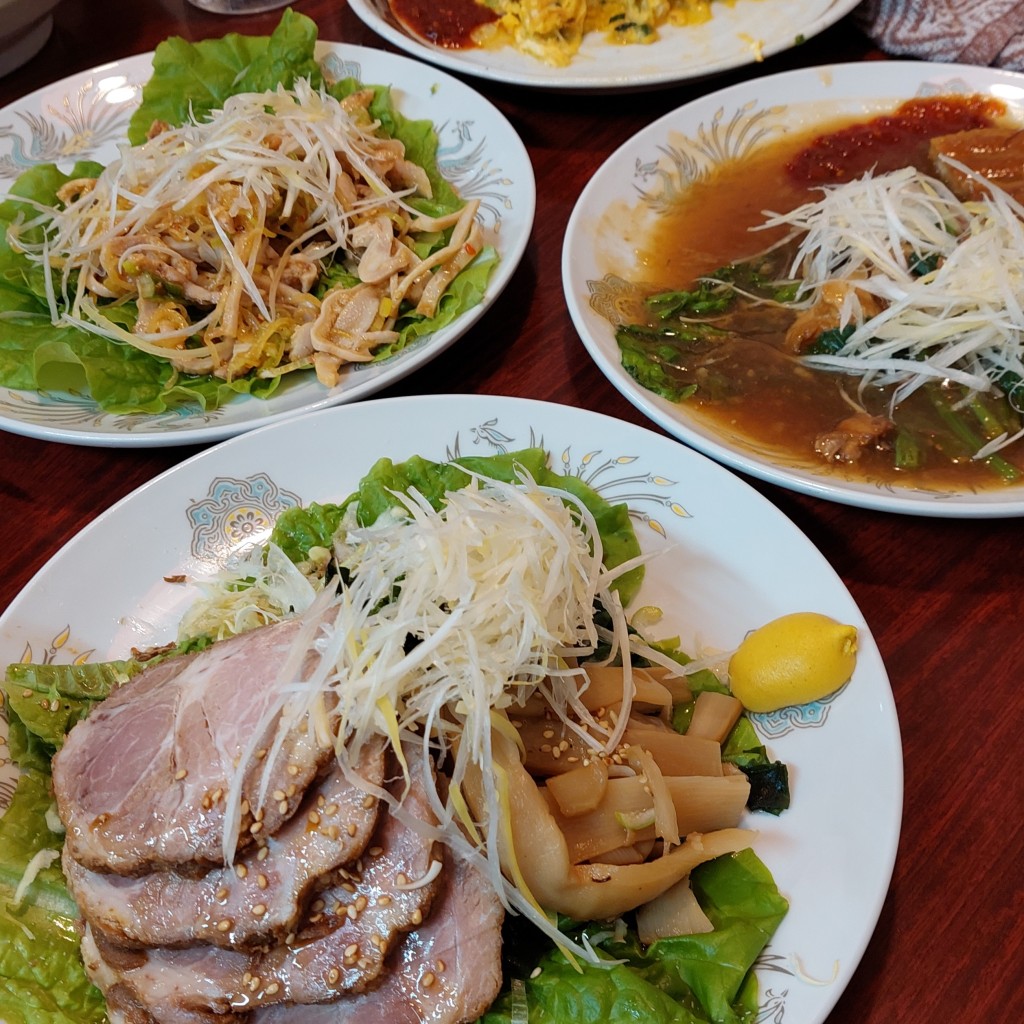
[477,0,715,65]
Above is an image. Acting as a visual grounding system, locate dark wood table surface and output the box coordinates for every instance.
[1,2,1020,1022]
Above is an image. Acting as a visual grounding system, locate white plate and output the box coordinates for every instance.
[563,61,1024,516]
[0,46,535,447]
[349,0,860,91]
[0,393,901,1024]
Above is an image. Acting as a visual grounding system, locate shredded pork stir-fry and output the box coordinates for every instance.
[13,80,481,388]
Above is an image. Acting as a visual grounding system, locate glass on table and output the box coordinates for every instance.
[185,0,291,12]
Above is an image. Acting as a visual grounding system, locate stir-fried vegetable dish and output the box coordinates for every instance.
[389,0,719,67]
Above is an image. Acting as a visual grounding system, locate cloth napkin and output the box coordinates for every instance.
[857,0,1024,71]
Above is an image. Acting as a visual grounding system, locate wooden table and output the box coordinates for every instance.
[1,3,1020,1022]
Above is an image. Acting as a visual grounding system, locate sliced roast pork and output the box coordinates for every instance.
[64,738,386,950]
[253,852,505,1024]
[53,614,335,874]
[84,758,444,1024]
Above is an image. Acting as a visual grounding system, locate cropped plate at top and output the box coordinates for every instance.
[0,45,535,447]
[0,392,901,1024]
[349,0,861,92]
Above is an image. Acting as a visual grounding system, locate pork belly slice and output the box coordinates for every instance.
[254,852,505,1024]
[929,127,1024,203]
[64,738,386,950]
[85,757,442,1023]
[54,615,336,875]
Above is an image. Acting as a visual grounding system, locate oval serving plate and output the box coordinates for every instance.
[0,45,535,447]
[0,393,901,1024]
[563,60,1024,516]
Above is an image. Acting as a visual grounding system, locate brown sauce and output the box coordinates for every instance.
[631,96,1024,492]
[389,0,496,49]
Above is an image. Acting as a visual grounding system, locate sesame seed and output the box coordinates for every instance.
[21,689,31,698]
[287,764,299,776]
[250,821,263,835]
[308,811,321,826]
[287,784,298,797]
[212,788,223,803]
[420,972,436,989]
[327,967,341,985]
[436,959,446,972]
[325,802,339,816]
[344,943,359,958]
[265,982,280,996]
[559,739,569,751]
[362,795,375,809]
[327,825,340,840]
[272,790,286,801]
[278,800,289,815]
[411,909,423,926]
[551,747,561,759]
[202,795,212,810]
[251,903,267,917]
[256,748,268,761]
[215,886,229,901]
[342,882,356,893]
[346,904,358,920]
[257,874,268,890]
[240,800,250,816]
[368,846,383,857]
[254,808,264,822]
[346,823,357,837]
[376,895,392,907]
[236,864,248,879]
[174,769,188,781]
[312,898,325,913]
[396,872,408,886]
[540,743,552,753]
[216,918,233,932]
[247,976,260,992]
[317,795,326,808]
[370,933,384,949]
[257,846,269,861]
[530,966,543,979]
[354,895,368,912]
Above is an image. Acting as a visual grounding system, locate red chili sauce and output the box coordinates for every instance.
[389,0,497,49]
[787,95,1007,184]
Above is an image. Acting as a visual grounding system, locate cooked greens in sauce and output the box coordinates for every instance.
[617,96,1024,490]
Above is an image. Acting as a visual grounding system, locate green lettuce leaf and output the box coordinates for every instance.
[127,8,322,144]
[270,448,644,603]
[0,771,104,1024]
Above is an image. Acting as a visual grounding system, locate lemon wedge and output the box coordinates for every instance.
[728,611,858,713]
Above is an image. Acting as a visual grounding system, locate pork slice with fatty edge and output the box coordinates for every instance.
[253,851,505,1024]
[84,754,443,1023]
[64,737,386,950]
[53,614,335,875]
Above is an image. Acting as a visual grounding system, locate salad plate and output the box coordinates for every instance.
[0,393,901,1024]
[348,0,860,92]
[0,45,535,447]
[563,61,1024,517]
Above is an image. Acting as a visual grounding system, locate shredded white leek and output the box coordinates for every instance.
[221,467,663,961]
[757,163,1024,446]
[12,849,59,908]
